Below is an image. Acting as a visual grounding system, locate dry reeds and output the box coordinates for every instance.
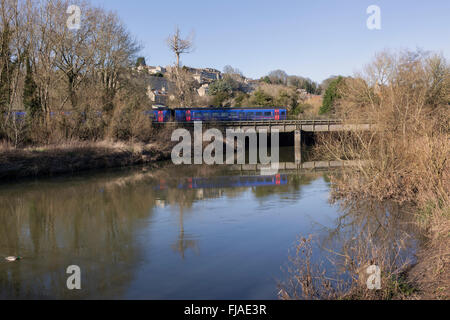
[279,199,420,300]
[311,49,449,299]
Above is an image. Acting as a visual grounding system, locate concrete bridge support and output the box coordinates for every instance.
[294,130,301,164]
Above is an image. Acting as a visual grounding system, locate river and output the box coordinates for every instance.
[0,157,418,299]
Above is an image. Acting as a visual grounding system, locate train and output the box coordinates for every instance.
[5,110,101,119]
[147,107,288,123]
[7,107,288,123]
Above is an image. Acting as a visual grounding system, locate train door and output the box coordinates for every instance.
[186,110,191,122]
[274,109,280,120]
[157,110,164,122]
[275,174,281,185]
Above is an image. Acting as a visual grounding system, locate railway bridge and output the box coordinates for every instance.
[156,119,374,163]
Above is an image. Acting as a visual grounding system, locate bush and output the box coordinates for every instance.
[251,90,274,107]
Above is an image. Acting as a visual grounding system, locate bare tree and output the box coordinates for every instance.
[0,0,145,146]
[267,69,288,85]
[166,27,193,69]
[166,68,198,108]
[223,65,242,76]
[95,10,140,112]
[52,0,100,110]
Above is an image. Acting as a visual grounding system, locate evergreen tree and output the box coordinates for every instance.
[319,76,343,114]
[251,90,274,107]
[23,56,41,116]
[136,57,146,67]
[0,24,13,110]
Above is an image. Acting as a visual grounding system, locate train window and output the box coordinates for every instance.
[256,112,262,116]
[222,112,228,117]
[203,113,210,119]
[213,112,220,118]
[281,111,286,115]
[239,112,245,118]
[264,112,272,116]
[231,113,238,119]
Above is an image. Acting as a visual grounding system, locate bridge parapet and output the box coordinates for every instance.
[155,120,373,133]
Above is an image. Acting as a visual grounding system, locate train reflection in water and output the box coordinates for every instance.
[155,174,288,190]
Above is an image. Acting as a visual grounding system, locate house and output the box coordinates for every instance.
[145,76,172,106]
[197,84,209,97]
[168,66,221,84]
[147,87,168,105]
[193,68,221,84]
[147,66,166,75]
[136,65,167,75]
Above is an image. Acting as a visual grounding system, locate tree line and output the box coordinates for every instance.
[0,0,149,146]
[260,69,322,95]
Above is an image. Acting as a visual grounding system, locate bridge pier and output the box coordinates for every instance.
[294,130,301,164]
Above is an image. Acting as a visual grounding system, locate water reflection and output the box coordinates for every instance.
[171,206,199,260]
[0,172,155,299]
[0,164,324,299]
[0,163,418,299]
[280,191,420,299]
[156,174,288,190]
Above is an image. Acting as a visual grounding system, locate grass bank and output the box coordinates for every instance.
[0,140,173,181]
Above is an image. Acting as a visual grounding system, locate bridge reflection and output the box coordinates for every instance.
[218,160,363,172]
[155,174,288,190]
[154,160,359,191]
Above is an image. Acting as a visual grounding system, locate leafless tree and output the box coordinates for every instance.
[94,10,140,112]
[223,65,242,77]
[166,68,198,108]
[0,0,145,146]
[166,26,193,69]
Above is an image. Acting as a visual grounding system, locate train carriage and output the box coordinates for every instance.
[174,107,287,122]
[146,108,172,122]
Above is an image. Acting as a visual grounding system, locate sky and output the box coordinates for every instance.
[90,0,450,83]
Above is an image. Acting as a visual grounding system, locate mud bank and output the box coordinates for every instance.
[0,142,172,181]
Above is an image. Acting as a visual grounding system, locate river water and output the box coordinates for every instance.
[0,158,418,299]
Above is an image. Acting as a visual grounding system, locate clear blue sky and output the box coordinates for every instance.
[90,0,450,83]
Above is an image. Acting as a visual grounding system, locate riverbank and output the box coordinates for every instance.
[0,141,173,181]
[281,50,449,300]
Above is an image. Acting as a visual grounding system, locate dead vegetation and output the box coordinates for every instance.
[279,235,419,300]
[287,49,449,299]
[0,0,178,179]
[279,199,421,300]
[0,138,173,181]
